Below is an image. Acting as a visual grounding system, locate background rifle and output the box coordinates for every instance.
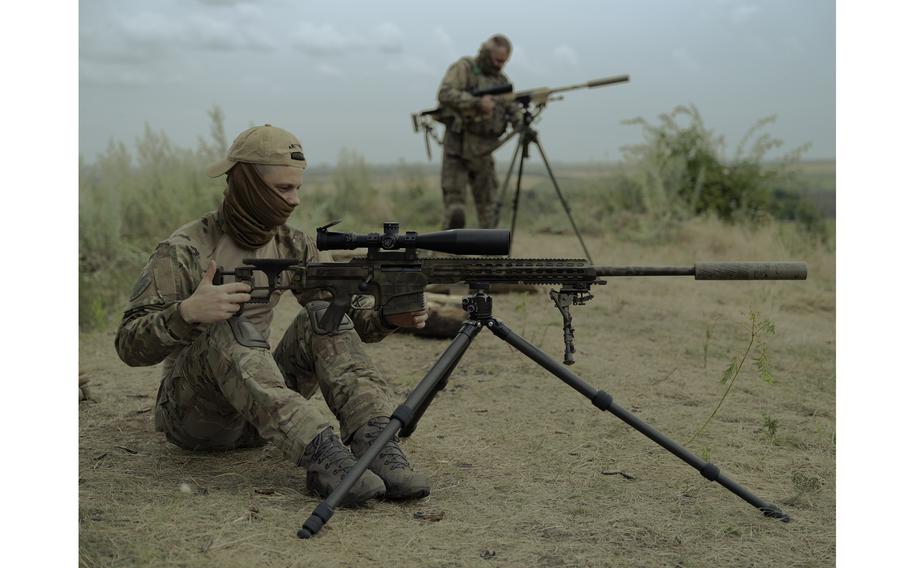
[215,223,807,365]
[411,74,630,159]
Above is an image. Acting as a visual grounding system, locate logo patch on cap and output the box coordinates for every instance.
[289,143,305,161]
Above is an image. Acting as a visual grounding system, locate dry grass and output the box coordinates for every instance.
[79,220,834,567]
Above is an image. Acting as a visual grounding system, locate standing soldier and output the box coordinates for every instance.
[437,34,518,229]
[115,124,431,505]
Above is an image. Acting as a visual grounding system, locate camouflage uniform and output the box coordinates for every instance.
[437,56,516,229]
[115,209,397,465]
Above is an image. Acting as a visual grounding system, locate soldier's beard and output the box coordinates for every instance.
[221,162,296,249]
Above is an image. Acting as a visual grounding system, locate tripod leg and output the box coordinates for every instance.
[494,138,522,227]
[509,141,529,249]
[399,321,483,437]
[485,318,790,522]
[531,138,594,263]
[298,320,484,539]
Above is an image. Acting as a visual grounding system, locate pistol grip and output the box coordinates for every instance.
[318,292,353,333]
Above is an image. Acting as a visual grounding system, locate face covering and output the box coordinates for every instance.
[221,162,296,249]
[476,44,498,75]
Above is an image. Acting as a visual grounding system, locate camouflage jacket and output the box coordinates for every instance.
[115,209,395,370]
[437,56,518,158]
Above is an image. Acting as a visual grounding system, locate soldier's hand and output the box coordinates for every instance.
[178,260,252,324]
[385,309,428,329]
[478,95,496,118]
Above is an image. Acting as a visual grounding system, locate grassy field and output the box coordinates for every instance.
[79,217,835,567]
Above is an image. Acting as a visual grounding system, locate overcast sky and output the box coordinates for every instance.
[79,0,835,165]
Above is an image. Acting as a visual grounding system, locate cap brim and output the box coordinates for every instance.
[206,158,237,178]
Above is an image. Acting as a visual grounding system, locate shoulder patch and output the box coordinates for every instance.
[129,269,153,301]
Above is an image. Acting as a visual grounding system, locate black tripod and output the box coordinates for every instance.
[298,286,789,538]
[494,106,594,263]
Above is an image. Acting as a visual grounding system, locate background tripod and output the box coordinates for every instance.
[298,286,789,539]
[494,105,594,263]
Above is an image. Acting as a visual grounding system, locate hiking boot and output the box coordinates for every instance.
[301,427,385,506]
[350,417,431,500]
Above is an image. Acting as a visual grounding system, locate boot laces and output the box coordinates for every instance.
[364,418,411,471]
[314,432,357,475]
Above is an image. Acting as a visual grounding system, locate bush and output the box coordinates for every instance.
[79,111,227,330]
[618,104,819,233]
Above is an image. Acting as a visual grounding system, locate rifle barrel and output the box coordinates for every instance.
[587,74,630,88]
[596,262,807,280]
[546,74,631,96]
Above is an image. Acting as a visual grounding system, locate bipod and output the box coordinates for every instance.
[494,107,593,263]
[297,286,789,539]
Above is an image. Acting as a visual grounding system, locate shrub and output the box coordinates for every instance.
[619,104,818,232]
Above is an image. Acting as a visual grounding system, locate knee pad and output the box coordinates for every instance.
[306,301,355,336]
[227,316,270,349]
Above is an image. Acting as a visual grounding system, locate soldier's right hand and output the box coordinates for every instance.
[478,95,496,118]
[178,260,252,324]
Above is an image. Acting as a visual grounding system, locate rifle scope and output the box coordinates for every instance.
[317,223,511,256]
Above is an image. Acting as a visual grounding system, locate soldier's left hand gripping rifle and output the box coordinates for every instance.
[215,222,808,538]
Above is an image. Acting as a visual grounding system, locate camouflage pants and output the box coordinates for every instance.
[441,152,498,229]
[153,303,395,466]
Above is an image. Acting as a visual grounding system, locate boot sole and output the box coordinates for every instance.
[383,484,430,501]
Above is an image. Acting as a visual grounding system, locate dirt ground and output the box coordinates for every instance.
[79,223,835,567]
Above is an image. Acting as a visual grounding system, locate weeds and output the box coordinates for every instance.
[687,309,776,444]
[618,104,822,240]
[761,413,780,444]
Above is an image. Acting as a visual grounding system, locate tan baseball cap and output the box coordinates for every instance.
[206,124,307,177]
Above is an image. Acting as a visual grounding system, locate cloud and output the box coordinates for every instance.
[432,27,459,60]
[386,54,435,76]
[80,64,184,88]
[509,44,545,76]
[372,22,404,54]
[293,22,365,55]
[671,47,701,72]
[194,0,260,5]
[80,9,276,66]
[552,45,579,67]
[190,16,276,51]
[315,63,343,77]
[292,21,409,56]
[731,4,761,23]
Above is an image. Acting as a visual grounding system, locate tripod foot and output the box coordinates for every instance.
[298,502,334,539]
[759,504,791,523]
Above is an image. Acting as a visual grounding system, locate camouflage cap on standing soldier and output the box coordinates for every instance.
[206,124,307,177]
